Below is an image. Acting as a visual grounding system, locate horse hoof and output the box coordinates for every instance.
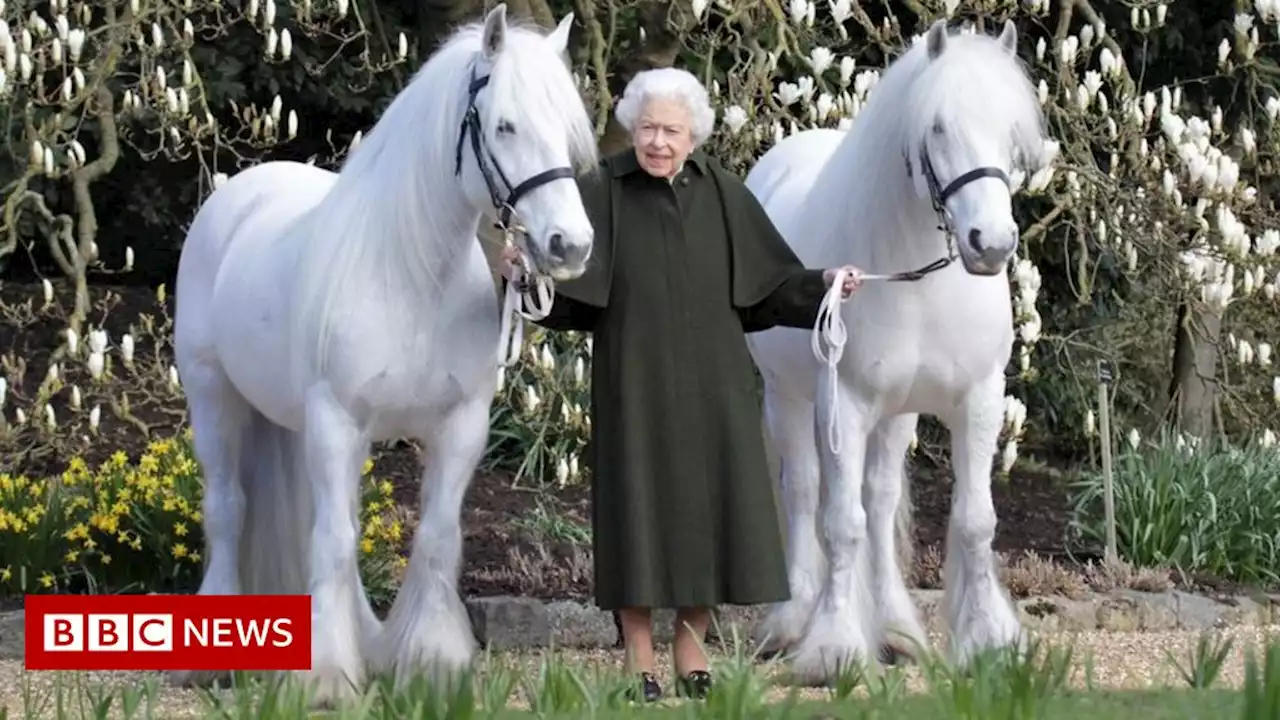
[755,645,787,663]
[878,643,919,667]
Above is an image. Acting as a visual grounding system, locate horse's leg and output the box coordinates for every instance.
[788,376,876,686]
[756,384,825,656]
[373,391,484,688]
[299,383,370,707]
[943,370,1023,667]
[167,361,250,688]
[864,413,927,663]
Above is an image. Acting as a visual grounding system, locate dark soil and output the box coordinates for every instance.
[1,280,1251,604]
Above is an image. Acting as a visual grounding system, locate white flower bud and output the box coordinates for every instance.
[87,351,104,379]
[67,28,84,60]
[1000,439,1018,472]
[88,329,107,354]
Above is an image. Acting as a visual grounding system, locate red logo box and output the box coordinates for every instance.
[24,594,311,672]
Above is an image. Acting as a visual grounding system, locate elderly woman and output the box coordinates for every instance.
[500,67,863,701]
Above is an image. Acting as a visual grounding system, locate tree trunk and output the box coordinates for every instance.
[1168,302,1222,438]
[597,0,696,156]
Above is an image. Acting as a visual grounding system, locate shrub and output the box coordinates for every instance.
[1067,428,1280,586]
[0,430,405,601]
[485,326,591,489]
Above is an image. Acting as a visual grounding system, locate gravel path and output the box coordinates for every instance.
[2,626,1277,718]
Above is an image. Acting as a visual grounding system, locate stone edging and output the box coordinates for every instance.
[464,589,1280,650]
[1,589,1276,660]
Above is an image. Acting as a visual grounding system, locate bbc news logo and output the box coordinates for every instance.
[25,594,311,671]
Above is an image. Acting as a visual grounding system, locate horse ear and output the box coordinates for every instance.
[547,11,574,62]
[997,19,1017,55]
[482,3,508,60]
[926,19,947,60]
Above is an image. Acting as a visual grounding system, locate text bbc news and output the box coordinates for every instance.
[43,614,295,652]
[24,594,311,672]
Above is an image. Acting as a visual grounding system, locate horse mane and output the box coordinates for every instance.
[802,25,1048,267]
[286,16,599,384]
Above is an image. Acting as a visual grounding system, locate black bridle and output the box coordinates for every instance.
[452,64,576,233]
[894,147,1011,281]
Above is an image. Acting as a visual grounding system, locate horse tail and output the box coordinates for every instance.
[238,409,311,597]
[895,458,915,583]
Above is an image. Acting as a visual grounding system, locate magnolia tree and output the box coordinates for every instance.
[492,0,1280,486]
[0,0,410,328]
[0,0,412,468]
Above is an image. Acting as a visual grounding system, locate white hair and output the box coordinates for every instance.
[614,67,717,146]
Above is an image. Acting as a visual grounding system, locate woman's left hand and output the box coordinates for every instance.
[823,265,864,298]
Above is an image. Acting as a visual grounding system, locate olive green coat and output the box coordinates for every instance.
[531,148,828,611]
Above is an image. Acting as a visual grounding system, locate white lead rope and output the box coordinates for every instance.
[811,269,850,456]
[497,243,555,367]
[811,267,894,455]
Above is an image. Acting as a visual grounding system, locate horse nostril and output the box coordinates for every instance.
[548,233,566,259]
[967,227,983,252]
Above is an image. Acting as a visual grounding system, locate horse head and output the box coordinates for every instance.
[455,5,598,281]
[905,19,1049,277]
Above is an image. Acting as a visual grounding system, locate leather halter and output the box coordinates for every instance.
[453,64,576,233]
[896,147,1012,282]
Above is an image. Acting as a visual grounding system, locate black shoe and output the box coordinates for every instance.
[676,670,713,699]
[626,672,663,703]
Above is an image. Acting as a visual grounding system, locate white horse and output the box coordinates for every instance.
[743,19,1050,683]
[169,5,597,704]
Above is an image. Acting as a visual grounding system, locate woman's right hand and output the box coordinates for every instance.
[499,244,524,280]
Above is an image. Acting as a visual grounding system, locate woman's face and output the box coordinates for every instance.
[632,97,695,180]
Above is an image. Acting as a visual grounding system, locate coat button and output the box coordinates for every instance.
[679,177,690,186]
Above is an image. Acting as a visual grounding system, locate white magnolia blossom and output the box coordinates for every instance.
[722,105,748,134]
[86,351,104,380]
[1000,438,1018,473]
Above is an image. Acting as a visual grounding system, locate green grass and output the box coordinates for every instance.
[5,634,1279,719]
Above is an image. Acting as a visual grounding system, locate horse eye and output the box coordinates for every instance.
[496,119,516,136]
[931,119,945,135]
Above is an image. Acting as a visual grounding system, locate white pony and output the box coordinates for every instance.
[743,19,1049,683]
[169,5,597,704]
